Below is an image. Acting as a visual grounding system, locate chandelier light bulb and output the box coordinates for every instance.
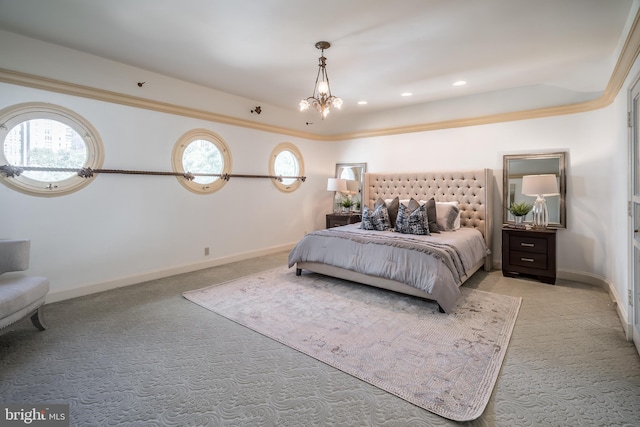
[317,81,329,95]
[299,99,310,111]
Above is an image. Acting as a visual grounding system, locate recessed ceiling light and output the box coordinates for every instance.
[357,101,368,105]
[401,92,412,97]
[453,80,467,86]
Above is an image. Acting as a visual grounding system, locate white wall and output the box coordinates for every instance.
[0,82,338,301]
[610,49,640,328]
[336,102,627,318]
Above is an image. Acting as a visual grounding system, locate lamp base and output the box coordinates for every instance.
[333,193,343,213]
[531,195,549,229]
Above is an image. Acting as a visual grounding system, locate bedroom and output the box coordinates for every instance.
[0,0,639,425]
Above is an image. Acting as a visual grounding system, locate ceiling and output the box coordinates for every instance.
[0,0,637,134]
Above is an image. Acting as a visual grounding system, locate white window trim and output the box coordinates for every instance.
[0,102,104,197]
[171,128,232,194]
[269,142,304,193]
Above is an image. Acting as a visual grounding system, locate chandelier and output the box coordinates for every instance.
[299,41,343,119]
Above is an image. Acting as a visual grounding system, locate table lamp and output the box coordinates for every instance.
[521,174,559,228]
[327,178,347,213]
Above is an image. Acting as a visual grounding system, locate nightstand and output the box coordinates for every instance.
[326,213,362,229]
[502,226,557,284]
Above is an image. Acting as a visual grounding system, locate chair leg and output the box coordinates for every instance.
[30,306,47,331]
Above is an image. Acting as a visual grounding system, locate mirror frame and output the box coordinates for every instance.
[335,162,367,214]
[503,152,567,228]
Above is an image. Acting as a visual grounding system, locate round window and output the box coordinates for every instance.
[269,142,304,192]
[172,129,232,194]
[0,103,104,196]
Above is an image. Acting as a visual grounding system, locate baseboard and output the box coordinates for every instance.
[46,243,295,304]
[48,253,634,341]
[493,262,631,340]
[558,268,632,340]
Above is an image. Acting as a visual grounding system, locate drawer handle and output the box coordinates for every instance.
[520,243,535,247]
[520,257,535,262]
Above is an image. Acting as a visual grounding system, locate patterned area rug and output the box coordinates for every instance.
[183,266,521,422]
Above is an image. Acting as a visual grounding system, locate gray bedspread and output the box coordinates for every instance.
[288,224,489,312]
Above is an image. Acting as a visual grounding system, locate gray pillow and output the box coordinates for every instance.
[425,198,440,233]
[395,201,429,235]
[361,204,392,231]
[407,198,421,211]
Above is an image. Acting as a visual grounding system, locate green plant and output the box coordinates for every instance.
[509,201,533,217]
[341,197,353,208]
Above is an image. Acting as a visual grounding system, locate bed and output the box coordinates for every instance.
[288,169,493,313]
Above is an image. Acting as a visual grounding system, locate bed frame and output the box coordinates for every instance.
[296,169,493,309]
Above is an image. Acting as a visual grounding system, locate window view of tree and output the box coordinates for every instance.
[274,150,298,185]
[182,139,223,184]
[3,119,87,182]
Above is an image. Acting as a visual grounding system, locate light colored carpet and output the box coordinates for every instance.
[2,252,640,426]
[183,266,521,421]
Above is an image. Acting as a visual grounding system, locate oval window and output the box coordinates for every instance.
[0,103,104,196]
[269,142,304,192]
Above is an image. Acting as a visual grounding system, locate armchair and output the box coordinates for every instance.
[0,240,49,334]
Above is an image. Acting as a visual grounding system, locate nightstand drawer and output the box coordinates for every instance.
[510,250,547,270]
[326,213,361,228]
[502,227,557,284]
[510,235,547,253]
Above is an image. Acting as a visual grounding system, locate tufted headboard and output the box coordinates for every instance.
[363,169,493,267]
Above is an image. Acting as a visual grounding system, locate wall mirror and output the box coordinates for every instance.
[335,162,367,213]
[503,152,567,228]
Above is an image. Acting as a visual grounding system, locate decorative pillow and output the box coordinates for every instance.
[361,204,392,231]
[395,200,429,235]
[438,201,461,229]
[397,198,439,234]
[377,197,399,228]
[407,198,421,211]
[425,198,440,233]
[436,202,460,231]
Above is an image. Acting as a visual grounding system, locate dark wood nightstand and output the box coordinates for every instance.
[502,226,557,284]
[326,213,362,229]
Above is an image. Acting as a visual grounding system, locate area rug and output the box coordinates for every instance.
[182,266,521,421]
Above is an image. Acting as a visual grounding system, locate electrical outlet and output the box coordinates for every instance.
[204,247,210,256]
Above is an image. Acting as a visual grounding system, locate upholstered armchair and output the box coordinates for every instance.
[0,240,49,333]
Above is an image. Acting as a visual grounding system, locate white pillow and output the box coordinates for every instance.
[436,201,460,230]
[398,198,426,206]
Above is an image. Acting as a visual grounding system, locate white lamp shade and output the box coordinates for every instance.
[327,178,347,192]
[521,174,559,196]
[345,179,359,194]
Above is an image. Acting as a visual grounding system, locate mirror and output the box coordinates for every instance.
[335,162,367,213]
[503,152,566,228]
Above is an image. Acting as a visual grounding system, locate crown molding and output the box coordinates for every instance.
[1,9,639,142]
[0,68,327,141]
